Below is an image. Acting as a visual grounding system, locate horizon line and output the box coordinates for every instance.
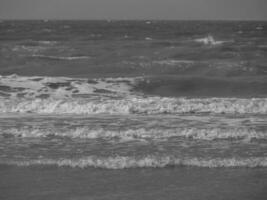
[1,18,267,22]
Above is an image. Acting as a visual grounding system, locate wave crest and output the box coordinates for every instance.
[195,35,226,45]
[2,126,265,141]
[0,74,135,98]
[31,54,91,60]
[2,156,267,169]
[1,97,267,114]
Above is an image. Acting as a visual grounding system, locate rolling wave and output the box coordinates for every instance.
[31,54,91,60]
[1,74,266,99]
[0,74,136,98]
[2,156,267,169]
[1,97,266,114]
[1,126,265,141]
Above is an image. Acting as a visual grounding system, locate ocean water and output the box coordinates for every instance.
[0,20,267,199]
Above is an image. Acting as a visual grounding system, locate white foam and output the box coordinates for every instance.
[12,45,47,53]
[0,74,136,99]
[195,35,225,45]
[1,75,267,114]
[31,54,91,60]
[2,126,265,141]
[37,41,58,45]
[153,60,194,66]
[2,156,267,169]
[1,97,266,114]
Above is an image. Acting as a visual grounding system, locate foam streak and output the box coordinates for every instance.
[1,127,265,141]
[1,97,266,114]
[2,156,267,169]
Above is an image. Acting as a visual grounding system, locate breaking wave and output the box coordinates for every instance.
[194,35,227,45]
[1,97,266,114]
[1,74,266,99]
[0,74,136,98]
[1,126,265,141]
[31,54,91,60]
[2,156,267,169]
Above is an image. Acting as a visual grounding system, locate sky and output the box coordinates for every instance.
[0,0,267,20]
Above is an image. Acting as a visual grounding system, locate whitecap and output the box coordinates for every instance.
[195,35,225,45]
[31,54,91,60]
[1,126,265,141]
[12,45,47,53]
[0,97,267,114]
[37,41,57,45]
[2,156,267,169]
[0,74,136,99]
[153,60,194,66]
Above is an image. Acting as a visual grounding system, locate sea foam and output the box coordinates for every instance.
[2,156,267,169]
[31,55,92,60]
[1,75,267,115]
[0,74,136,98]
[1,97,266,114]
[195,35,226,45]
[1,126,265,141]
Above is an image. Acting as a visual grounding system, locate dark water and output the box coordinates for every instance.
[0,20,267,199]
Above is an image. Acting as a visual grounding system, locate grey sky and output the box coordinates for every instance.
[0,0,267,20]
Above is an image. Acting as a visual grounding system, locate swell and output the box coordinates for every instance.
[2,156,267,169]
[1,97,267,114]
[1,126,265,141]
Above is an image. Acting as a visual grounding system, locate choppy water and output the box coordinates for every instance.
[0,20,267,170]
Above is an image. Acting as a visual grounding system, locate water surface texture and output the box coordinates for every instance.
[0,20,267,199]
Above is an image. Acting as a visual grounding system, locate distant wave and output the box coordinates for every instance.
[12,45,47,53]
[31,54,91,60]
[2,156,267,169]
[37,41,57,45]
[1,126,265,141]
[11,41,58,53]
[153,60,194,66]
[195,35,226,45]
[1,97,266,114]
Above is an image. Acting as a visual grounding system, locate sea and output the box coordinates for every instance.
[0,20,267,200]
